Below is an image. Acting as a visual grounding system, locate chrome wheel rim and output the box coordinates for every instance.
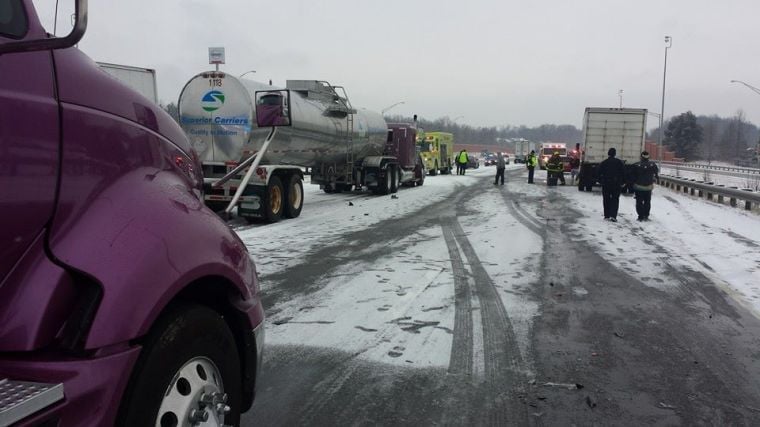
[155,357,229,427]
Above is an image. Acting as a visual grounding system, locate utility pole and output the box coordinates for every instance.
[659,36,672,163]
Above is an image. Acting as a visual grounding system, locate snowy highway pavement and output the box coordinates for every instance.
[238,165,760,425]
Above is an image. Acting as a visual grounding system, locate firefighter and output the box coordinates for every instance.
[597,147,625,222]
[546,151,566,185]
[457,149,469,175]
[494,152,506,185]
[526,150,537,183]
[631,151,659,221]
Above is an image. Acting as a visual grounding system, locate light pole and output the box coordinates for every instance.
[618,89,624,108]
[240,70,257,79]
[659,36,672,162]
[730,80,760,96]
[730,80,760,166]
[381,101,405,115]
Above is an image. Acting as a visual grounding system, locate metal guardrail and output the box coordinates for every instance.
[657,174,760,211]
[660,161,760,175]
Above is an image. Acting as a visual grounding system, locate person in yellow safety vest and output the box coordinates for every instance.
[546,151,566,185]
[456,149,469,175]
[526,150,538,183]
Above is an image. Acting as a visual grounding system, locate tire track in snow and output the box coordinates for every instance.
[499,189,545,236]
[441,222,474,376]
[450,219,530,426]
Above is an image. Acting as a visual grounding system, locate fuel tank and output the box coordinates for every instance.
[178,72,387,166]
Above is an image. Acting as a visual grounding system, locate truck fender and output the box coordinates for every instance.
[48,104,259,350]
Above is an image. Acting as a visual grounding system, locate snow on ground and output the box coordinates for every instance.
[233,164,760,368]
[261,226,457,367]
[511,167,760,318]
[660,165,760,191]
[234,172,462,281]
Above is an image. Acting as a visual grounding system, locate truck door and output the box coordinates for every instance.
[0,0,60,281]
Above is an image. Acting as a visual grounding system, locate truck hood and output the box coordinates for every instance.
[53,48,192,157]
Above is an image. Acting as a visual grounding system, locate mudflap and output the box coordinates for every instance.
[238,185,265,221]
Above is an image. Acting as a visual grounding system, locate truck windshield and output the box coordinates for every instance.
[543,148,566,156]
[258,94,282,106]
[0,0,28,38]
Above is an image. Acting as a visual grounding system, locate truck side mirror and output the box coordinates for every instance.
[0,0,88,55]
[255,90,292,127]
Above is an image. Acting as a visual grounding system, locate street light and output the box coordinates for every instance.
[730,80,760,96]
[659,35,672,163]
[240,70,257,78]
[381,101,405,115]
[730,80,760,166]
[618,89,624,108]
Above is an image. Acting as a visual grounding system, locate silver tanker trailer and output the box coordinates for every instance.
[179,72,423,222]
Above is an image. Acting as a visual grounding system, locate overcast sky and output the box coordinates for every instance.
[34,0,760,129]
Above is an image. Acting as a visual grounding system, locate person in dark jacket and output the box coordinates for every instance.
[546,152,566,185]
[494,152,506,185]
[631,151,659,221]
[597,147,625,222]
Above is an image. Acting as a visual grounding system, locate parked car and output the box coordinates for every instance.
[467,155,480,169]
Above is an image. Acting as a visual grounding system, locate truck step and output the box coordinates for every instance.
[0,379,64,426]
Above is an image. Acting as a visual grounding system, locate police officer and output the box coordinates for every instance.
[457,149,469,175]
[631,151,659,221]
[546,151,566,185]
[526,150,537,183]
[597,147,625,222]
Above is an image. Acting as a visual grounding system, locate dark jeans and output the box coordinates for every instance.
[494,167,505,184]
[527,167,535,183]
[549,171,565,185]
[457,163,467,175]
[602,186,621,218]
[635,190,652,218]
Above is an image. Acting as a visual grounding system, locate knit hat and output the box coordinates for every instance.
[641,151,650,159]
[608,147,616,157]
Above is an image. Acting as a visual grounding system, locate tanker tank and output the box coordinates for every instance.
[178,73,387,167]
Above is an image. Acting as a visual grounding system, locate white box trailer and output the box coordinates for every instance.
[97,62,158,104]
[577,107,647,191]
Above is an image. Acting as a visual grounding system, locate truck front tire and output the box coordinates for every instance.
[117,304,242,427]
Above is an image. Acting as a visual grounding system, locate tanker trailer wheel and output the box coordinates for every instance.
[264,176,284,222]
[116,303,242,427]
[284,174,304,218]
[379,167,393,195]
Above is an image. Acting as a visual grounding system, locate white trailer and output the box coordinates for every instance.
[577,107,647,191]
[97,62,158,104]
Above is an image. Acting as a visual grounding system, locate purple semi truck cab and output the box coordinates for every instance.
[0,1,264,425]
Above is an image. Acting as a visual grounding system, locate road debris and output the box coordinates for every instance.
[658,402,677,410]
[543,382,584,390]
[585,396,597,408]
